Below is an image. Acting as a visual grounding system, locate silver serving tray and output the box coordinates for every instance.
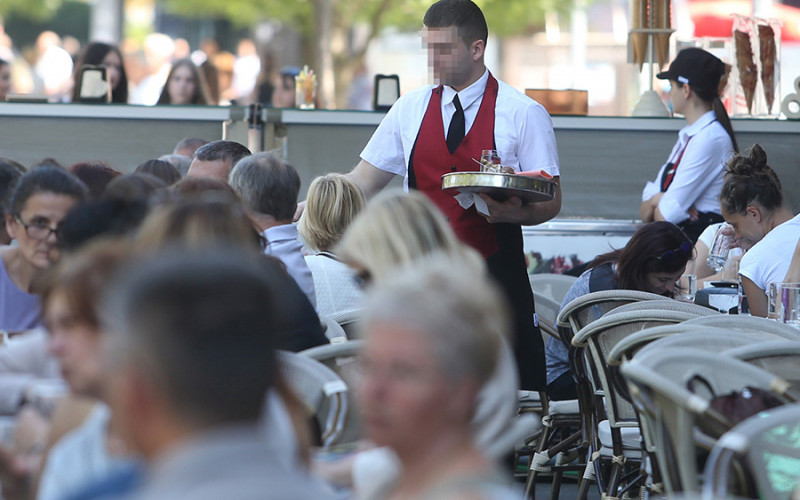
[441,171,556,203]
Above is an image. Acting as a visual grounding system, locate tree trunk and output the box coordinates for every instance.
[313,0,335,108]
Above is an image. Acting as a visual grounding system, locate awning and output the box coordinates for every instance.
[689,0,800,41]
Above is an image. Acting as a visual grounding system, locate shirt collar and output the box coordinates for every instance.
[442,69,489,110]
[679,110,716,141]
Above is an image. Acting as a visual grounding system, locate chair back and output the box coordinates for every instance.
[683,315,800,340]
[607,323,701,366]
[532,291,561,340]
[320,315,347,342]
[278,350,348,447]
[529,273,577,304]
[301,340,364,444]
[557,289,667,345]
[608,299,719,318]
[636,329,788,358]
[621,348,796,494]
[724,340,800,388]
[703,402,800,499]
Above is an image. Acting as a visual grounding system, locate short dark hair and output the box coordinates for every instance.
[193,140,251,167]
[423,0,488,46]
[590,221,692,295]
[228,152,300,221]
[103,173,167,203]
[58,198,149,253]
[0,158,25,216]
[103,250,282,426]
[8,167,88,216]
[135,159,182,186]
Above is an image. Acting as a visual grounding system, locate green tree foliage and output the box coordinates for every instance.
[0,0,56,21]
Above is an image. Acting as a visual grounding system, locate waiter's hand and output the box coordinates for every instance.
[293,201,306,222]
[477,193,524,224]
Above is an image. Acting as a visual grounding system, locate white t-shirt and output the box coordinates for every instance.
[360,69,560,190]
[641,110,734,223]
[739,214,800,290]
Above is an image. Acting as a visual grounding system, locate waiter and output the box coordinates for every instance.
[344,0,561,390]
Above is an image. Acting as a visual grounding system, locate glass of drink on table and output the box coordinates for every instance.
[780,283,800,329]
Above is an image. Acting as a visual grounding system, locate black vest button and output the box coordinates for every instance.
[450,165,457,171]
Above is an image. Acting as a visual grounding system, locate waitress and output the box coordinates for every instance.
[640,48,737,242]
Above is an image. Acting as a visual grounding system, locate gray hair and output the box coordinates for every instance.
[361,254,508,385]
[102,250,281,427]
[228,152,300,221]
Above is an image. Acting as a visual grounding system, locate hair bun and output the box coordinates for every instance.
[748,144,768,169]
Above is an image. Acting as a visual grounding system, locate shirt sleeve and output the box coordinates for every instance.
[516,101,560,177]
[657,133,730,223]
[360,95,412,177]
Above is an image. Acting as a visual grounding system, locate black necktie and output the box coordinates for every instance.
[446,94,465,154]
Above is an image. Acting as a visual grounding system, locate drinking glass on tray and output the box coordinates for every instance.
[479,150,503,173]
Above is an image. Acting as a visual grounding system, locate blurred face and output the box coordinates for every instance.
[359,322,473,458]
[722,207,764,250]
[6,192,78,269]
[187,158,231,183]
[422,26,481,89]
[0,63,10,100]
[645,267,686,296]
[46,291,104,397]
[100,50,123,91]
[168,64,196,105]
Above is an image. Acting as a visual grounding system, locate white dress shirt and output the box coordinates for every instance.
[361,69,560,190]
[262,224,317,308]
[642,110,734,223]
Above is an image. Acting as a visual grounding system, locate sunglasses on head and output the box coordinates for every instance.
[655,240,692,267]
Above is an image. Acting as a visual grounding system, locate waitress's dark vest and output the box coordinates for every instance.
[407,74,546,391]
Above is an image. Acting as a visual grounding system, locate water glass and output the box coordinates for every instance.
[479,149,502,173]
[780,283,800,328]
[767,282,783,320]
[707,224,734,272]
[676,274,697,302]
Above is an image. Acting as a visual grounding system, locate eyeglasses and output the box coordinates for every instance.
[655,241,692,267]
[14,214,60,241]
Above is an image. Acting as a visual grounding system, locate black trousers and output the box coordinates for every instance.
[487,225,546,391]
[678,211,724,243]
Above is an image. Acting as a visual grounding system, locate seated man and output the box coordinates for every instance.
[102,250,334,500]
[186,140,251,183]
[229,153,316,307]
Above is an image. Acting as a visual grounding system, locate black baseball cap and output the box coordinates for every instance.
[656,48,725,94]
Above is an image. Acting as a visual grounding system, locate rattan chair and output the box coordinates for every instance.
[572,309,701,498]
[320,315,348,342]
[606,299,719,318]
[621,348,798,495]
[278,350,349,447]
[533,291,562,340]
[683,315,800,340]
[634,328,789,359]
[703,403,800,500]
[724,340,800,388]
[530,273,578,305]
[607,323,703,366]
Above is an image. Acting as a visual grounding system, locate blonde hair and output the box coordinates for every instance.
[298,174,365,253]
[336,189,484,283]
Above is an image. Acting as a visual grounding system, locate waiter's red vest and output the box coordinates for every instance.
[408,73,500,258]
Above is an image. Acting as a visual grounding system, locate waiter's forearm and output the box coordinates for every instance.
[347,160,396,199]
[479,179,561,225]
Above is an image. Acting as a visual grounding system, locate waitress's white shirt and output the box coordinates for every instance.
[641,110,734,223]
[360,69,560,190]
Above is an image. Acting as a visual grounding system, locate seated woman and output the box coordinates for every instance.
[156,59,211,106]
[546,221,692,401]
[1,167,87,331]
[359,256,519,499]
[332,190,518,497]
[688,221,742,286]
[784,238,800,283]
[720,144,799,317]
[297,174,365,318]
